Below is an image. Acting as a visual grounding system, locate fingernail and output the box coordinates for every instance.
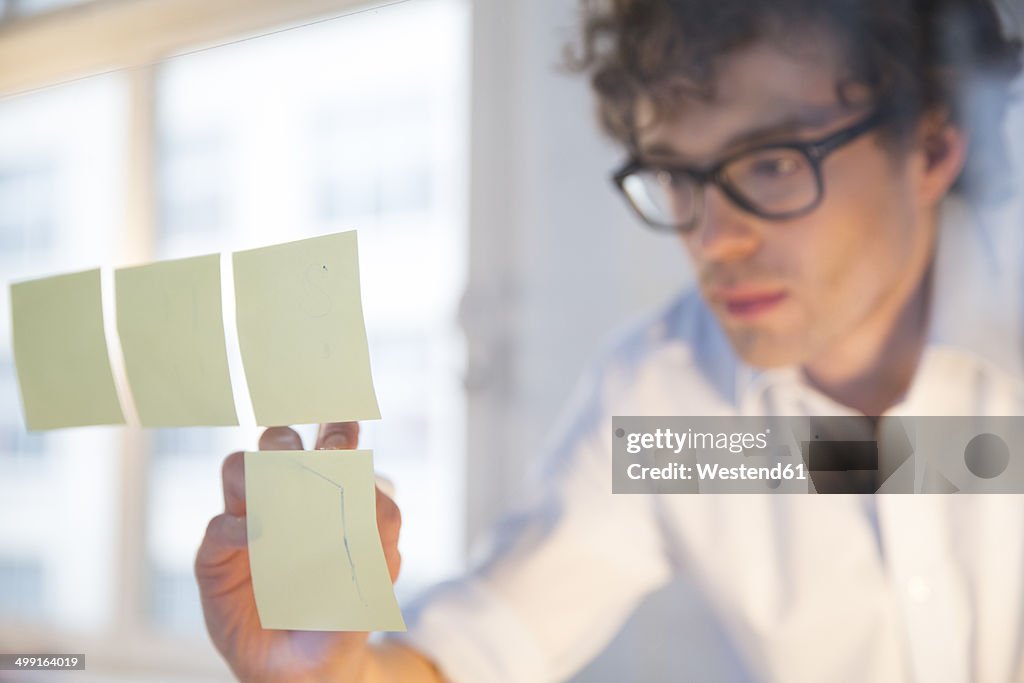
[375,475,396,499]
[321,433,350,450]
[265,433,299,449]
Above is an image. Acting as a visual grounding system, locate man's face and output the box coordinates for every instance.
[634,36,938,369]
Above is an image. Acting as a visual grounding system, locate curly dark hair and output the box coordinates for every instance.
[570,0,1022,197]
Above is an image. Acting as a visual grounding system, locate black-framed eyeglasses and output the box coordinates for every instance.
[612,110,886,233]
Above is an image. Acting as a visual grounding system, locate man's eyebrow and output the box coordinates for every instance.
[639,108,841,162]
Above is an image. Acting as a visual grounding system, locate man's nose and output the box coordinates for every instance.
[692,185,761,263]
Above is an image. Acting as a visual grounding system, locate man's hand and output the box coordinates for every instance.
[195,422,402,683]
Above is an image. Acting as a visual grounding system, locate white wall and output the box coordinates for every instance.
[465,0,692,538]
[464,1,743,680]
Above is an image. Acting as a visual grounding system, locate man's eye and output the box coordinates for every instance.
[668,172,691,188]
[654,170,682,186]
[749,156,800,177]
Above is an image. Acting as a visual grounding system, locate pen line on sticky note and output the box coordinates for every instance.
[297,462,367,606]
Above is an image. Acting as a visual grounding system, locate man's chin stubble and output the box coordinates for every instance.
[726,328,802,369]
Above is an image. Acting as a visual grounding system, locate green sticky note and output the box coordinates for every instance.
[116,254,238,427]
[233,231,380,426]
[10,269,125,430]
[245,450,406,631]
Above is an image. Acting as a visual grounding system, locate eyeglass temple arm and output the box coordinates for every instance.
[806,110,886,160]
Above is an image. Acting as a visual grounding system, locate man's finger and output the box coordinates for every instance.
[259,426,303,451]
[222,451,246,516]
[203,513,248,551]
[376,486,402,547]
[384,547,402,583]
[315,422,359,450]
[374,475,396,500]
[376,487,402,584]
[195,513,248,584]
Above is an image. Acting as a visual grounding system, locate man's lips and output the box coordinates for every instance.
[714,288,789,318]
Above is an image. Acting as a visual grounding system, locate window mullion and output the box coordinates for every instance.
[113,62,158,644]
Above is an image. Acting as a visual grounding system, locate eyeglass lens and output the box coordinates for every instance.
[624,147,819,228]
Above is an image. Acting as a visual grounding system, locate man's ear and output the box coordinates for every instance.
[913,109,969,207]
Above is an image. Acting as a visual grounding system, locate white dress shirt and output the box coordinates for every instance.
[394,197,1024,682]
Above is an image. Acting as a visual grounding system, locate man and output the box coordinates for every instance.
[196,0,1024,680]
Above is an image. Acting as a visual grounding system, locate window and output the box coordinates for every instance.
[0,162,56,254]
[0,357,47,458]
[314,94,436,224]
[0,0,469,677]
[157,131,227,248]
[0,74,126,635]
[0,558,44,620]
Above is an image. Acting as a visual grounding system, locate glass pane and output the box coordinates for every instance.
[0,73,127,632]
[148,0,469,636]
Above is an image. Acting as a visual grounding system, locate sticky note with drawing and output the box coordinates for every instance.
[245,449,406,631]
[10,268,125,430]
[115,254,238,427]
[233,231,381,426]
